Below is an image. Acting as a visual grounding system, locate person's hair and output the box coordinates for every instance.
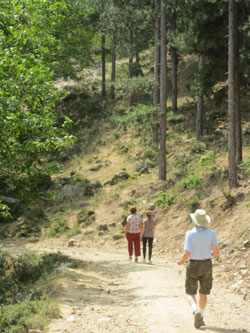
[146,211,152,222]
[130,206,137,214]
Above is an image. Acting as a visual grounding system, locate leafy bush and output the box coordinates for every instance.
[167,111,184,124]
[48,213,68,237]
[0,252,68,304]
[111,104,153,134]
[183,174,202,189]
[0,201,12,220]
[199,150,216,166]
[154,191,178,208]
[0,297,59,333]
[116,76,153,105]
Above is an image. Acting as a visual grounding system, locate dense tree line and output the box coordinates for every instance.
[1,0,249,217]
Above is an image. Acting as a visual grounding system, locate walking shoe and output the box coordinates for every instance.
[128,256,132,261]
[142,258,146,263]
[148,260,152,264]
[200,316,205,327]
[193,311,203,329]
[135,257,138,263]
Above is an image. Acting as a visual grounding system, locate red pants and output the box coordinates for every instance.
[126,232,141,257]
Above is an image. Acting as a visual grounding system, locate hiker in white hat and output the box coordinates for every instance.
[177,209,219,329]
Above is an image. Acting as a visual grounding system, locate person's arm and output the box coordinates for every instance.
[177,251,191,265]
[212,244,219,257]
[140,220,144,238]
[125,222,130,234]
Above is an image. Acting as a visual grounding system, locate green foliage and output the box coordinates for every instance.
[48,213,68,237]
[116,76,153,105]
[198,150,216,166]
[0,201,12,219]
[66,227,82,238]
[240,156,250,175]
[182,174,202,189]
[154,191,178,208]
[0,251,68,304]
[0,297,59,333]
[167,111,184,124]
[111,104,153,134]
[0,0,82,208]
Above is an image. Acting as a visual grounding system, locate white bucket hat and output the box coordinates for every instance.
[190,209,211,227]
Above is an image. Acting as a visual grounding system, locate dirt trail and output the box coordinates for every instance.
[1,239,249,332]
[18,239,248,333]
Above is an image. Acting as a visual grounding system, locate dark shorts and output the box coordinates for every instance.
[185,259,213,295]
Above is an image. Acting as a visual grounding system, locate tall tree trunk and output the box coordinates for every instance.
[228,0,237,188]
[196,55,204,140]
[128,29,133,106]
[102,34,106,97]
[159,1,167,181]
[135,51,142,76]
[234,3,242,163]
[152,0,161,144]
[170,5,178,113]
[110,32,116,99]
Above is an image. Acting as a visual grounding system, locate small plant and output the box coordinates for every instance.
[0,201,12,220]
[183,174,202,189]
[222,189,235,209]
[167,111,184,124]
[111,104,153,135]
[154,191,178,208]
[116,141,136,154]
[0,297,59,333]
[199,150,216,166]
[66,227,81,238]
[183,196,200,210]
[240,156,250,175]
[48,213,68,237]
[111,131,121,141]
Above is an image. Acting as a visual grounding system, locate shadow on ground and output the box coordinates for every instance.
[200,327,249,333]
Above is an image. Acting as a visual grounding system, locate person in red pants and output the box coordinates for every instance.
[125,206,143,262]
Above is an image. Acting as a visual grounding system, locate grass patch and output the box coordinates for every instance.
[66,227,82,238]
[0,251,70,332]
[0,297,59,333]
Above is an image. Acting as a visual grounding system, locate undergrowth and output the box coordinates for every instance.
[0,251,69,332]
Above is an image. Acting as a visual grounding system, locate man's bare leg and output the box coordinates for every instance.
[198,293,207,317]
[187,295,205,328]
[187,295,198,313]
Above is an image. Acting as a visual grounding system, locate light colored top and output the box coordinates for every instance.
[143,218,156,238]
[184,226,218,260]
[126,214,141,233]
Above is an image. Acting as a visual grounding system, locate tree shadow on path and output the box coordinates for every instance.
[199,327,249,333]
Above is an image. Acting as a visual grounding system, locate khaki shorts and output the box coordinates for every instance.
[185,259,213,295]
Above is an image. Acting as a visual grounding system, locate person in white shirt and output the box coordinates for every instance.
[125,206,143,262]
[177,209,219,329]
